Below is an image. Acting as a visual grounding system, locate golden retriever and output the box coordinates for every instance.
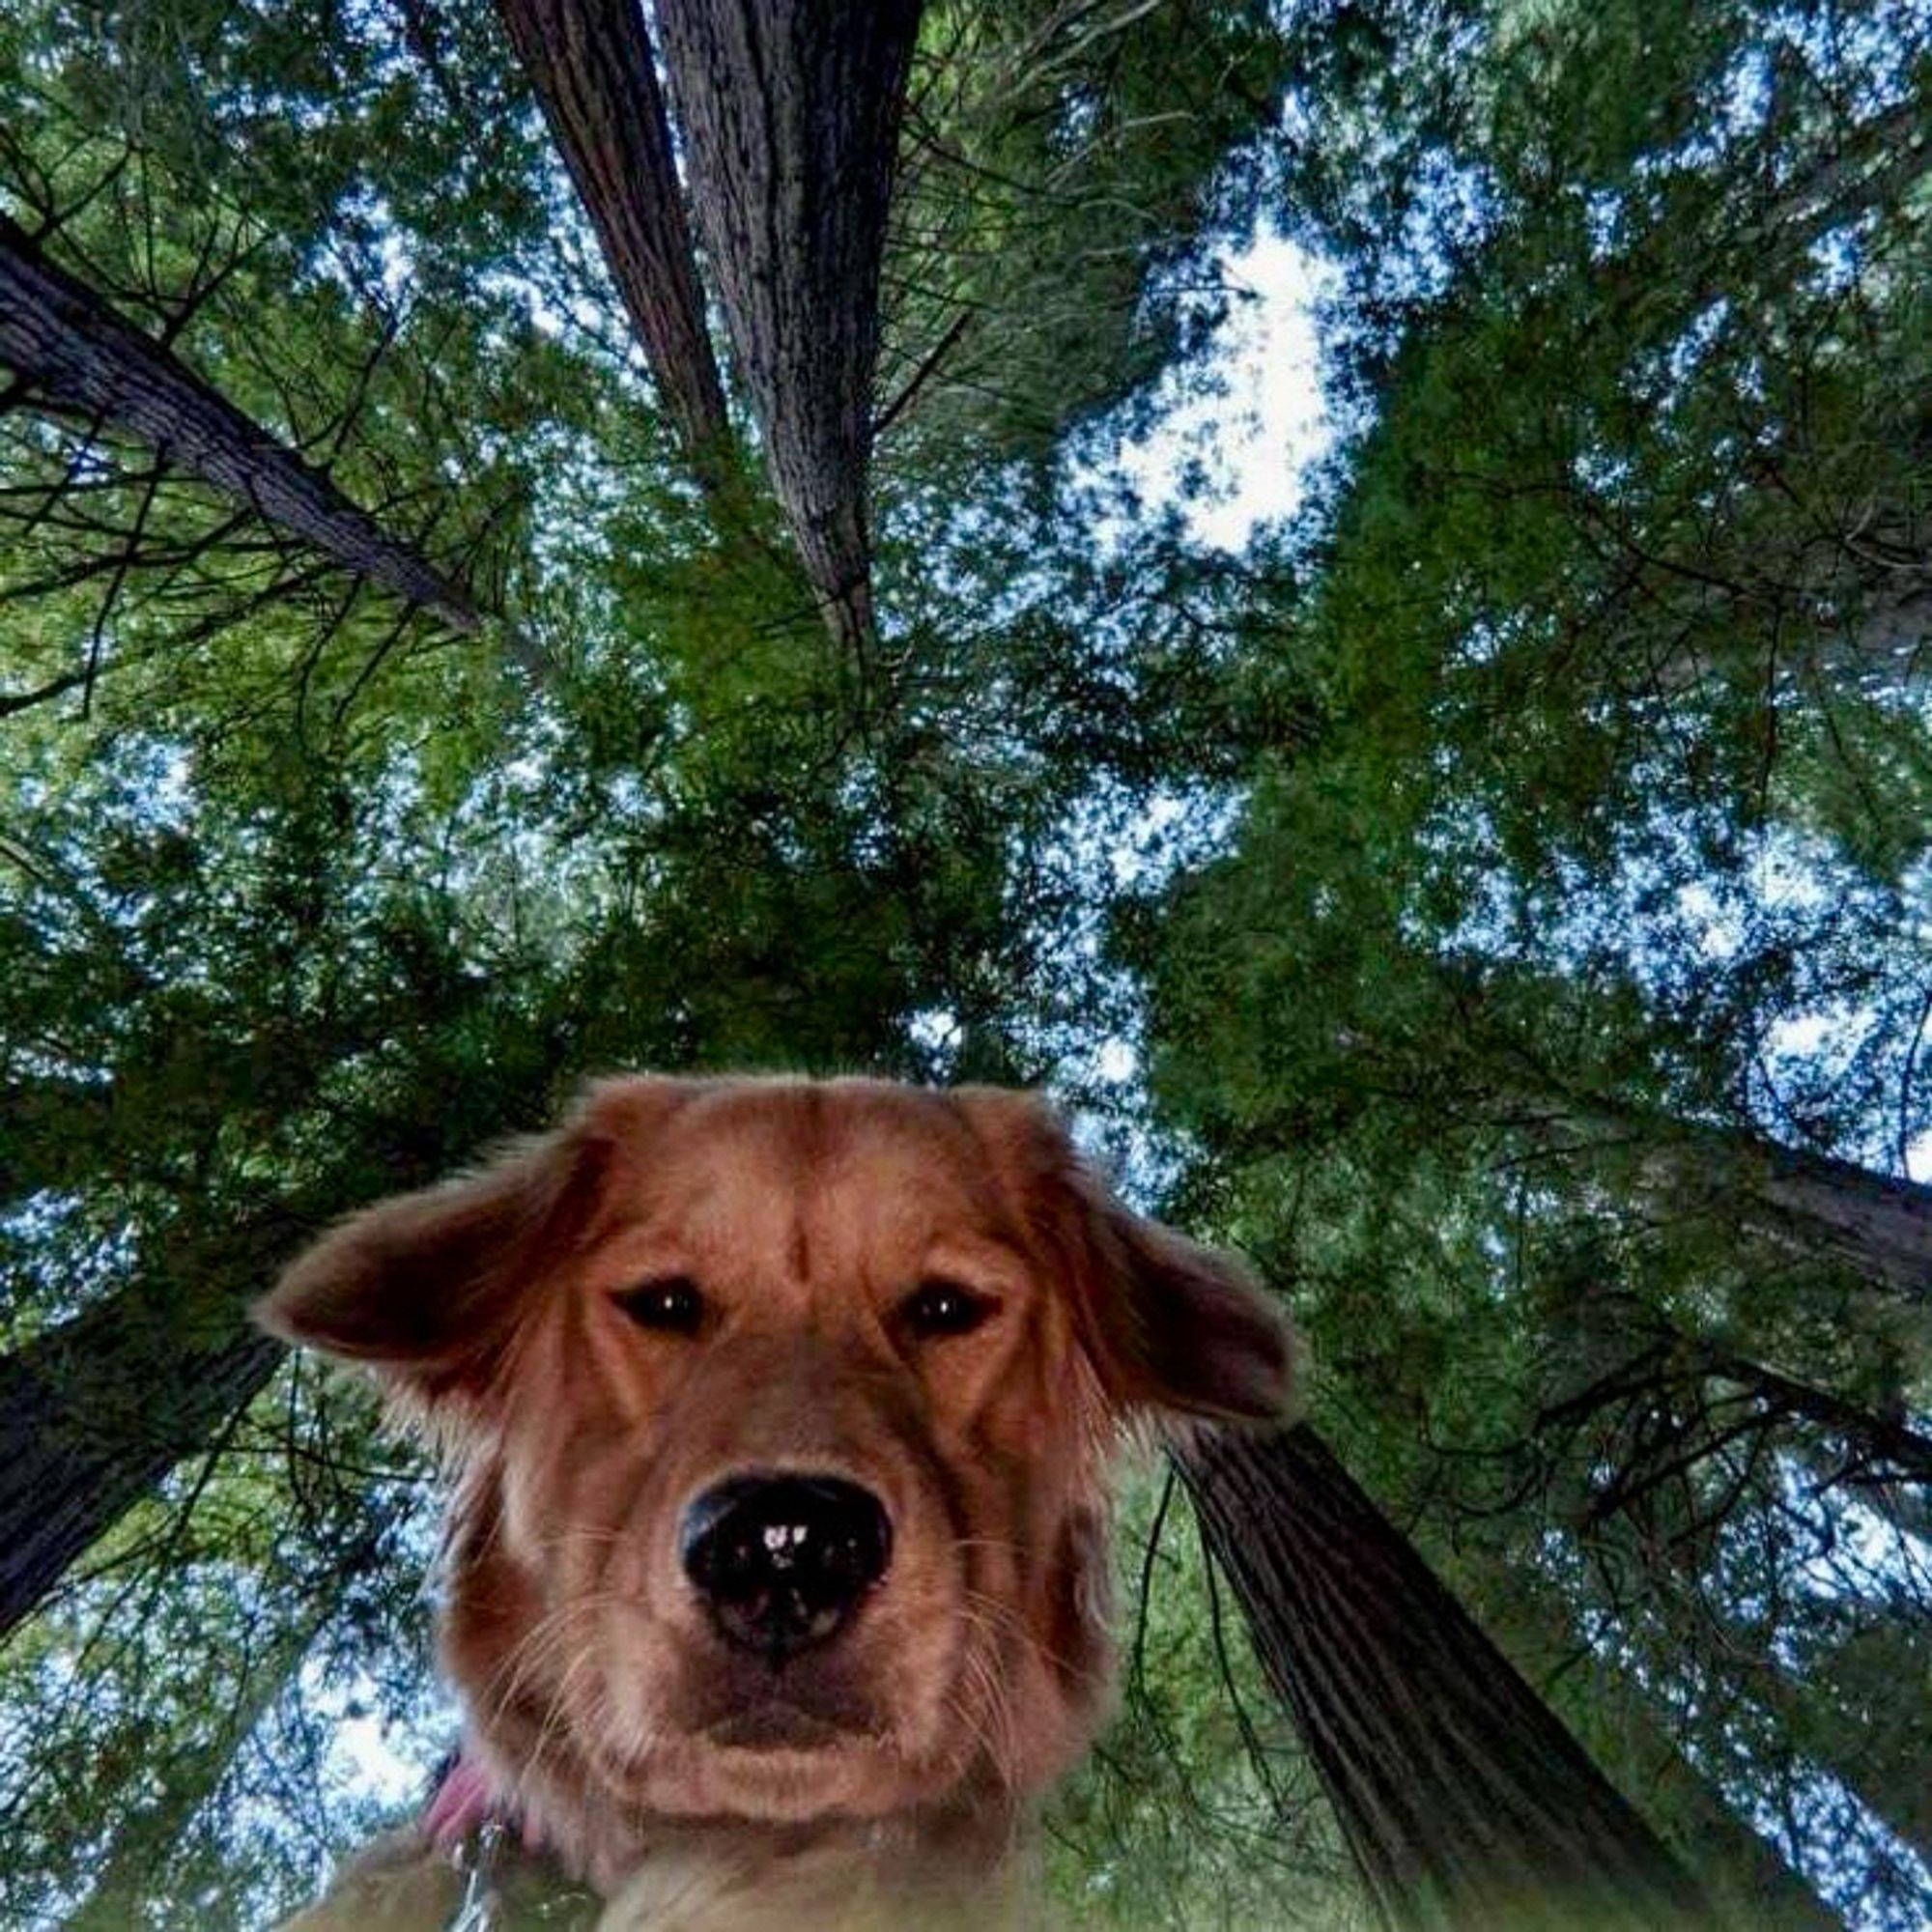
[260,1076,1289,1929]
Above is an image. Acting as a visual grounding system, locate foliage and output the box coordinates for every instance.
[3,0,1931,1925]
[1133,0,1932,1922]
[1044,1467,1369,1932]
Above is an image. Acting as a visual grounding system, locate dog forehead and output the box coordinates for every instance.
[586,1077,1023,1254]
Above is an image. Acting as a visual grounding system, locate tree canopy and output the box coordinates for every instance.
[1,0,1928,1927]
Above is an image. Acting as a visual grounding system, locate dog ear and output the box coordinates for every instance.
[958,1090,1292,1426]
[1069,1171,1293,1424]
[254,1123,605,1400]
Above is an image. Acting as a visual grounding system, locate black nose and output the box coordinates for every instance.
[680,1473,892,1666]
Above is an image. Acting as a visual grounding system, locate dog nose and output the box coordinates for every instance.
[680,1473,892,1665]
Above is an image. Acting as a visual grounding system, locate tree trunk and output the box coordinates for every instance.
[1562,1675,1837,1932]
[1176,1423,1713,1930]
[0,213,487,639]
[496,0,733,487]
[1448,1553,1836,1932]
[1510,1092,1932,1299]
[1678,1134,1932,1300]
[0,1284,280,1639]
[654,0,923,645]
[0,1007,575,1636]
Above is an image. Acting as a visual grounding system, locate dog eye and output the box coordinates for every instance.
[613,1276,706,1336]
[899,1279,994,1340]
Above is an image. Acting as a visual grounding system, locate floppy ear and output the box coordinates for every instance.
[255,1120,607,1401]
[959,1090,1292,1426]
[1071,1172,1293,1424]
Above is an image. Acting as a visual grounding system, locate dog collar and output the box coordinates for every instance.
[447,1816,508,1931]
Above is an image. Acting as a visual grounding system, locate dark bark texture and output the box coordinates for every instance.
[654,0,923,644]
[0,1287,280,1640]
[1693,1134,1932,1299]
[496,0,733,484]
[1178,1423,1714,1931]
[1531,1096,1932,1299]
[0,213,484,635]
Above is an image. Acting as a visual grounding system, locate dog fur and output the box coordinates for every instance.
[261,1076,1289,1928]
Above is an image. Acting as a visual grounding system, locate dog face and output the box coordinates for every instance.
[259,1078,1287,1873]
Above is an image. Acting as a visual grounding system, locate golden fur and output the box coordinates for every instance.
[261,1076,1289,1927]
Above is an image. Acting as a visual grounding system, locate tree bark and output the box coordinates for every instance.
[654,0,923,645]
[1523,1097,1932,1300]
[1678,1134,1932,1299]
[0,213,487,638]
[0,1284,281,1640]
[496,0,733,487]
[1177,1423,1713,1930]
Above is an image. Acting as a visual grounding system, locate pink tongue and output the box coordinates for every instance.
[422,1754,497,1848]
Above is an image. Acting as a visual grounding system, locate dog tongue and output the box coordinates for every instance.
[422,1753,497,1849]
